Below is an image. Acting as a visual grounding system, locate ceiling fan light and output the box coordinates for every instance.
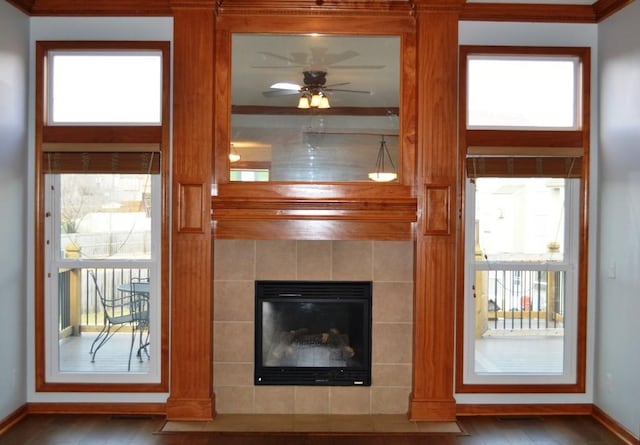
[318,96,331,109]
[297,95,310,109]
[310,92,322,108]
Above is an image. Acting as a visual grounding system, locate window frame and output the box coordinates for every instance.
[35,41,170,392]
[455,45,590,394]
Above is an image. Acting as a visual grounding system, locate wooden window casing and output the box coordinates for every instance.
[34,41,170,392]
[456,45,591,394]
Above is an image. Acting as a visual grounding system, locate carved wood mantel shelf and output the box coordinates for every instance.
[211,185,418,240]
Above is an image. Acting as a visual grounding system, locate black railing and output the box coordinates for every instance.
[58,267,150,335]
[477,268,565,332]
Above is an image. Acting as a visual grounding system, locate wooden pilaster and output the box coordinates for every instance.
[166,4,216,420]
[409,6,460,421]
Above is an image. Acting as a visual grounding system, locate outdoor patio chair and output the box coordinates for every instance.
[88,271,150,371]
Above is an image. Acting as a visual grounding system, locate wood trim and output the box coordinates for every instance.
[456,403,593,416]
[409,10,459,422]
[29,0,171,16]
[231,105,399,116]
[0,405,28,436]
[593,0,636,21]
[466,130,584,149]
[460,2,596,23]
[34,40,170,393]
[455,45,590,395]
[6,0,34,14]
[42,126,163,144]
[27,402,166,415]
[212,19,418,238]
[214,219,415,240]
[167,6,215,421]
[592,405,640,445]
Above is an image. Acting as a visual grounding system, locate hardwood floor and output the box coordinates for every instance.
[0,413,628,445]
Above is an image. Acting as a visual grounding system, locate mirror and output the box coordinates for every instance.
[231,34,400,182]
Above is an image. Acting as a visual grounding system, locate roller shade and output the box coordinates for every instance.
[466,156,582,179]
[42,143,160,174]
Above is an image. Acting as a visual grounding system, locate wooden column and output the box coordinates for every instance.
[409,6,460,421]
[166,4,216,420]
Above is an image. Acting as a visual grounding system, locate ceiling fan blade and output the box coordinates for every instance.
[324,87,372,94]
[251,65,304,69]
[262,89,301,97]
[329,65,386,70]
[323,82,350,88]
[322,49,359,65]
[257,51,298,64]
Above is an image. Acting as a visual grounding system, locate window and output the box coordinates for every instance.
[456,46,590,392]
[35,42,169,390]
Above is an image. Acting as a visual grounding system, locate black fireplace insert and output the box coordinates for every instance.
[255,280,372,386]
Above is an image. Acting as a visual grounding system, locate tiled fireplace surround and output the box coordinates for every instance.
[213,239,414,415]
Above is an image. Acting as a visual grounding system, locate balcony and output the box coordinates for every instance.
[57,267,151,373]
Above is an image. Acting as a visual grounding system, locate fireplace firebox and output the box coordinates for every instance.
[255,280,372,386]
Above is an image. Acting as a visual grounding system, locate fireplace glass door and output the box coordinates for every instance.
[255,280,372,386]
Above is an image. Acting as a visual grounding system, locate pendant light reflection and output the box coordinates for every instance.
[229,143,240,163]
[368,135,397,182]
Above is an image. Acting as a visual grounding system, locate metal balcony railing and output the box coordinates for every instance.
[58,267,150,336]
[475,268,565,334]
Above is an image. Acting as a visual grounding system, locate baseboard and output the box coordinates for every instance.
[456,403,593,416]
[592,405,640,445]
[27,402,166,416]
[0,404,28,436]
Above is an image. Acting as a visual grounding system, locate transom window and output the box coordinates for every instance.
[467,55,580,129]
[48,51,163,125]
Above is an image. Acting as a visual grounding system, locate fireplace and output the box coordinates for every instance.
[254,280,372,386]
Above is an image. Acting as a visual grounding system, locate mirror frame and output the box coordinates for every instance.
[212,10,417,239]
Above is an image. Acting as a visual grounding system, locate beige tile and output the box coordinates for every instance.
[215,386,254,413]
[214,240,255,280]
[297,241,332,280]
[416,421,462,433]
[372,323,413,364]
[370,387,411,414]
[373,282,413,323]
[213,363,253,386]
[213,321,254,362]
[372,364,412,387]
[331,241,373,280]
[255,240,298,280]
[254,386,295,414]
[329,387,371,415]
[294,386,330,414]
[214,280,254,321]
[373,241,414,282]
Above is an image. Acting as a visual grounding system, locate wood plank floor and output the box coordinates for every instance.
[0,413,628,445]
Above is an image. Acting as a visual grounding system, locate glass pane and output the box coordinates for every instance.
[468,56,577,129]
[50,51,162,124]
[58,267,152,374]
[474,178,566,261]
[231,34,400,182]
[473,268,565,375]
[59,174,152,260]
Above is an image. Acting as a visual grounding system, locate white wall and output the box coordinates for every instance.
[596,1,640,437]
[0,1,29,422]
[26,16,173,404]
[457,21,599,405]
